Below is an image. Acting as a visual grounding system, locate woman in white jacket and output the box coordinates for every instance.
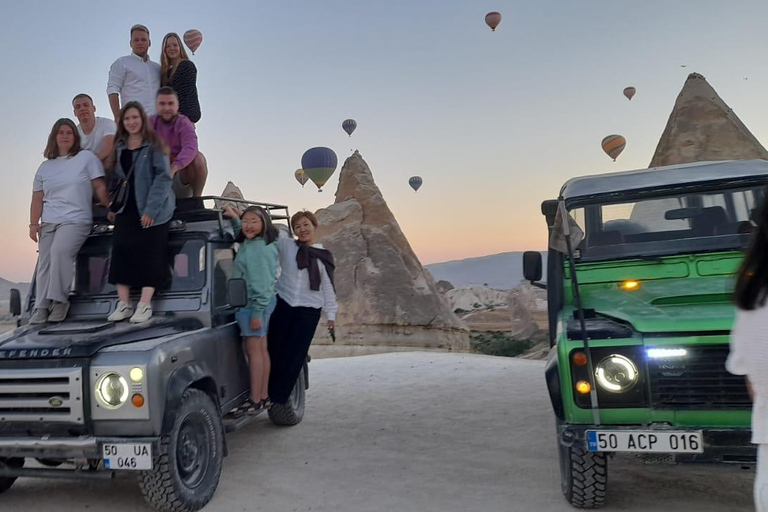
[727,198,768,511]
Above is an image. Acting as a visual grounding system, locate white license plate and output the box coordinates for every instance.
[587,430,704,453]
[102,443,153,470]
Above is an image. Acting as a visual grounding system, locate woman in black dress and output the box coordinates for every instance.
[161,32,201,123]
[107,102,175,324]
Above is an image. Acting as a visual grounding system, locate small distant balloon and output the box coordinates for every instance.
[294,169,309,188]
[485,12,502,31]
[602,135,626,161]
[301,147,338,192]
[623,87,636,101]
[409,176,423,192]
[183,29,203,54]
[342,119,357,137]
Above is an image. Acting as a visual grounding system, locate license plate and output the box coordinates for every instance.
[587,430,704,453]
[102,443,153,470]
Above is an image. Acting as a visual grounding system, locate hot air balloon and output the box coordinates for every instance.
[342,119,357,137]
[183,29,203,54]
[294,169,309,188]
[301,147,338,192]
[485,12,502,31]
[623,87,636,101]
[601,135,626,161]
[409,176,423,192]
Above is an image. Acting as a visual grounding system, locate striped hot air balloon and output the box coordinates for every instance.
[342,119,357,137]
[183,29,203,54]
[485,12,502,31]
[294,169,309,188]
[409,176,423,192]
[601,135,626,161]
[301,147,338,192]
[623,87,636,101]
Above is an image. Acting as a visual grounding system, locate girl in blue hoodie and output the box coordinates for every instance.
[223,205,279,413]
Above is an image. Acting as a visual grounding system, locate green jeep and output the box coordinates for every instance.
[524,159,767,508]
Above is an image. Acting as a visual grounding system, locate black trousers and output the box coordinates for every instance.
[267,295,322,404]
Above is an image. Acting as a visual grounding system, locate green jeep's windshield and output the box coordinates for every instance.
[572,185,764,262]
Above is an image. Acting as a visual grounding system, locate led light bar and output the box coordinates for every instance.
[646,348,687,359]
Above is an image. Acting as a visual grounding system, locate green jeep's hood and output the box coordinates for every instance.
[580,275,736,333]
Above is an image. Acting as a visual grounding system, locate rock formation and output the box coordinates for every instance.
[649,73,768,167]
[436,280,454,294]
[312,151,469,356]
[507,283,548,342]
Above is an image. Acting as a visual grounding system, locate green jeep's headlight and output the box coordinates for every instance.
[595,354,638,393]
[95,372,129,409]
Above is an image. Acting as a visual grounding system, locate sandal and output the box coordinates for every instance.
[261,397,273,409]
[233,398,262,417]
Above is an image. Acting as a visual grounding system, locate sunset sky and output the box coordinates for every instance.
[1,0,768,282]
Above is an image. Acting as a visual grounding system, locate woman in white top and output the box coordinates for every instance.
[727,201,768,511]
[267,210,338,405]
[28,118,111,324]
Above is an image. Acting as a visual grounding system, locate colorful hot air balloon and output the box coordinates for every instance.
[342,119,357,137]
[623,87,636,101]
[294,169,309,188]
[183,29,203,54]
[301,147,338,192]
[485,12,502,31]
[409,176,423,192]
[602,135,626,161]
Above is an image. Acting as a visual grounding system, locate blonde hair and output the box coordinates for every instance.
[160,33,191,86]
[131,24,150,37]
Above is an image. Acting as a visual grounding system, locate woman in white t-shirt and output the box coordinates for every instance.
[28,118,111,324]
[728,196,768,511]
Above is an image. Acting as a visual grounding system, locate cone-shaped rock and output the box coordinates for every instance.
[649,73,768,167]
[313,151,469,356]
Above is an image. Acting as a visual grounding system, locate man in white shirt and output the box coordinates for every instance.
[107,24,161,119]
[73,93,116,171]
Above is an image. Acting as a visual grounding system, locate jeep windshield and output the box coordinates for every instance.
[72,236,207,295]
[571,184,764,262]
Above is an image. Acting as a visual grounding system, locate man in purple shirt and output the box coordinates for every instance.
[151,87,208,197]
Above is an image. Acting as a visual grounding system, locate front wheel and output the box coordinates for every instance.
[138,389,224,512]
[268,368,306,426]
[0,458,23,494]
[559,439,607,509]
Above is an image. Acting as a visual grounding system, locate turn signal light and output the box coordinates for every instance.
[575,381,591,395]
[621,280,641,291]
[132,394,145,408]
[572,352,588,367]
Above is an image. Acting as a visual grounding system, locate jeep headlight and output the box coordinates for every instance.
[95,372,129,409]
[595,354,638,393]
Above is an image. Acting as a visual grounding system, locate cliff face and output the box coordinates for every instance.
[649,73,768,167]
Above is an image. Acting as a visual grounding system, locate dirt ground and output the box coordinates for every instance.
[0,352,754,511]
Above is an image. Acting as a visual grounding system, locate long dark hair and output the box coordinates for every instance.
[44,118,81,159]
[735,193,768,310]
[236,206,278,245]
[115,101,167,153]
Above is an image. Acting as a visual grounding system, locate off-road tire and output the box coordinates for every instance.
[138,389,224,512]
[0,457,23,494]
[268,368,305,426]
[559,441,607,508]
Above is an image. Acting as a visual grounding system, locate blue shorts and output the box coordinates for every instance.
[235,296,277,337]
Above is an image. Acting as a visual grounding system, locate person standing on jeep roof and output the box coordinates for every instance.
[728,195,768,511]
[28,118,111,325]
[72,93,117,174]
[107,24,161,119]
[222,205,279,414]
[107,101,174,324]
[267,211,338,405]
[160,32,201,123]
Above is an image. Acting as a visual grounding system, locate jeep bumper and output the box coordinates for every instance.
[0,436,160,460]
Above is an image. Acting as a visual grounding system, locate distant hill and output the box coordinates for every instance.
[0,278,28,299]
[425,252,547,290]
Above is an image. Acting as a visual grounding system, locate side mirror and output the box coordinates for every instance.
[9,289,21,317]
[523,251,543,283]
[226,279,248,308]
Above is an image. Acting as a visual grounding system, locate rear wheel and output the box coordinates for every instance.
[0,457,24,494]
[559,439,607,508]
[268,368,306,426]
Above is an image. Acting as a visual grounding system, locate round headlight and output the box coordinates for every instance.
[595,354,638,393]
[95,372,129,409]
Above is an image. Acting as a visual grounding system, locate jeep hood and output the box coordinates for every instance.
[0,318,203,359]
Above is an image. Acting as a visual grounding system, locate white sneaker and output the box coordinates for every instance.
[29,308,49,325]
[108,301,134,322]
[48,301,71,323]
[129,302,153,323]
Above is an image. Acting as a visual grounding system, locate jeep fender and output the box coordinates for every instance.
[545,351,565,421]
[162,363,219,434]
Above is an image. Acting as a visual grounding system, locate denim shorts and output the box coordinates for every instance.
[235,296,277,337]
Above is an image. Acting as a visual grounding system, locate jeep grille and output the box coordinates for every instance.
[0,368,84,424]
